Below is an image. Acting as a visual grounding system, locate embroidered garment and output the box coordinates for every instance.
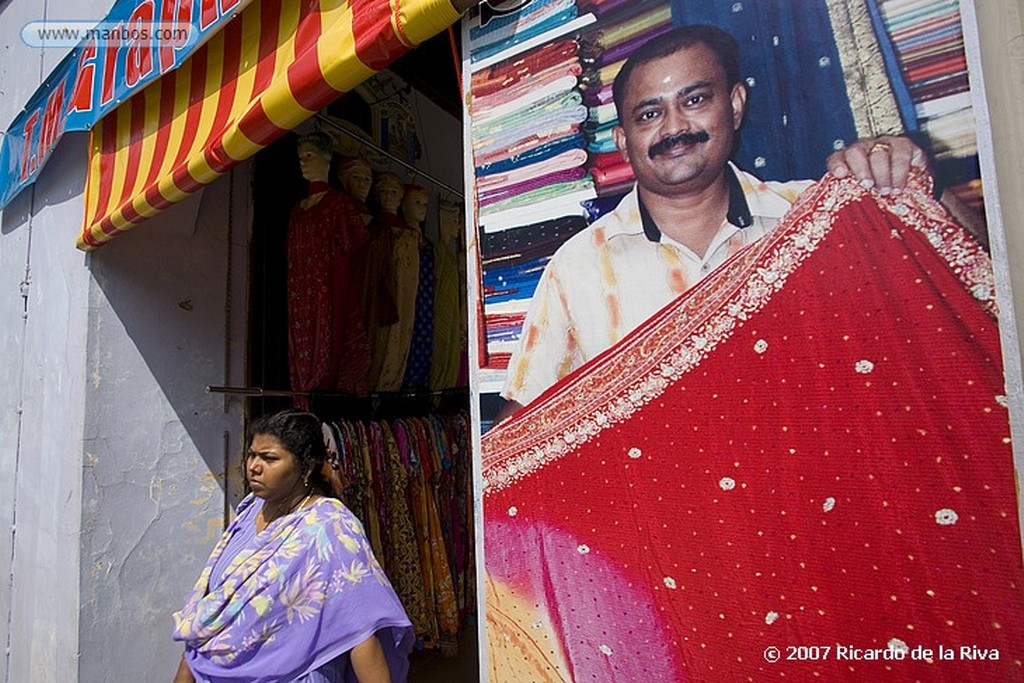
[173,496,412,682]
[401,241,436,390]
[483,172,1023,681]
[286,189,370,398]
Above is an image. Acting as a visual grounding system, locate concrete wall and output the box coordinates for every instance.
[0,0,97,679]
[0,3,250,680]
[78,165,250,680]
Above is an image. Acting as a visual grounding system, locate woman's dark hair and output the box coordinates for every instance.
[247,410,331,495]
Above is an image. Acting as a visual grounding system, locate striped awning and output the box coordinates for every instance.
[80,0,462,250]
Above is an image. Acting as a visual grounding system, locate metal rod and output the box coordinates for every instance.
[314,113,465,199]
[206,385,468,399]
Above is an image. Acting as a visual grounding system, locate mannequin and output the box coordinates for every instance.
[431,201,464,390]
[286,132,370,401]
[370,178,424,391]
[398,185,435,390]
[336,156,374,225]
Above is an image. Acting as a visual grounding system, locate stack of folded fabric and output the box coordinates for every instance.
[478,216,589,367]
[469,4,601,368]
[577,1,673,200]
[877,0,982,211]
[469,0,581,64]
[471,37,596,234]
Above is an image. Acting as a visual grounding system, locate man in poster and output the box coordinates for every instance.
[482,23,1022,682]
[499,25,951,413]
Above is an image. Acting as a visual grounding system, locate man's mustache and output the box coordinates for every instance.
[648,131,711,159]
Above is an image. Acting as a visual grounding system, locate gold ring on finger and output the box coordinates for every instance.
[869,141,892,154]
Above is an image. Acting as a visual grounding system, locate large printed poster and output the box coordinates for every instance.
[465,0,1024,680]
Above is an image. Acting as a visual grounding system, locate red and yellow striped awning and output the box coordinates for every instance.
[80,0,462,250]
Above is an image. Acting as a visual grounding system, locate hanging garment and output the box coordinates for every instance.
[355,212,401,343]
[431,240,464,390]
[286,188,370,399]
[401,241,436,390]
[373,226,421,391]
[482,171,1022,681]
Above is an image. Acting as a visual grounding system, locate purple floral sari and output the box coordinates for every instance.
[173,495,413,682]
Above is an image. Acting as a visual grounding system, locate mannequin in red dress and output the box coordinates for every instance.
[286,132,370,400]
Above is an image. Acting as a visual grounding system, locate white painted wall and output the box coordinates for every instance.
[0,0,98,678]
[78,166,250,681]
[0,2,250,681]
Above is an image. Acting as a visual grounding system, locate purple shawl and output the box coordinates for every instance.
[173,495,413,682]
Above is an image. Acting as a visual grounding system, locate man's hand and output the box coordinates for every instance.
[826,135,929,194]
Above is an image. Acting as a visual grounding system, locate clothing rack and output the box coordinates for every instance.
[314,113,465,200]
[207,385,468,399]
[208,385,470,420]
[324,411,475,654]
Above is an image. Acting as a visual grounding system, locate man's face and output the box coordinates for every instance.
[613,43,746,199]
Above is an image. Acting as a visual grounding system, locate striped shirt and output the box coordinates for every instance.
[502,164,813,405]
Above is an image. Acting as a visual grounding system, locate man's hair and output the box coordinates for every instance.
[612,25,741,121]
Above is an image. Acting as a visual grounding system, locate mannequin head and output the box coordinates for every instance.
[296,132,333,183]
[400,184,429,228]
[439,202,463,245]
[337,156,373,202]
[374,172,404,214]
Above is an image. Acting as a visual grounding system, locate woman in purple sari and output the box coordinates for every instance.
[172,410,413,682]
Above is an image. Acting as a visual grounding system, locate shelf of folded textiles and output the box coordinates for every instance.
[468,0,580,63]
[470,38,580,99]
[468,13,597,73]
[576,2,673,67]
[478,189,597,234]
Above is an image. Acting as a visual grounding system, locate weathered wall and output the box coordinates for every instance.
[78,166,251,680]
[0,1,1021,682]
[0,4,251,680]
[0,0,97,679]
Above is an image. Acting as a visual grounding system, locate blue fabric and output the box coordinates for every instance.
[483,256,548,304]
[475,134,586,176]
[402,243,436,389]
[669,0,862,181]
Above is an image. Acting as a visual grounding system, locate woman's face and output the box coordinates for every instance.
[246,434,305,503]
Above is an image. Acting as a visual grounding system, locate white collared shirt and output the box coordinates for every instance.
[502,165,813,405]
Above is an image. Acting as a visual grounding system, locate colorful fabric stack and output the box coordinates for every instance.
[468,0,580,63]
[469,3,599,368]
[323,411,474,655]
[479,216,589,367]
[876,0,984,210]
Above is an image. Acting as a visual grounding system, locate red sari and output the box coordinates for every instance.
[286,188,370,398]
[482,172,1023,681]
